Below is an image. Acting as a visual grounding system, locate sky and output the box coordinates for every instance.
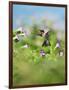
[13,4,65,30]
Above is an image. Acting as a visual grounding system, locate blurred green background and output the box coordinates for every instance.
[13,24,65,86]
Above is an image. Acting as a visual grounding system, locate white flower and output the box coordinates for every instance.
[23,44,28,48]
[13,35,19,41]
[21,44,29,48]
[17,27,23,33]
[59,51,63,56]
[55,42,60,48]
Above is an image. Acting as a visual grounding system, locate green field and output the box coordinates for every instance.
[13,28,65,86]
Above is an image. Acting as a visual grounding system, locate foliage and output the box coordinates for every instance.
[13,22,65,86]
